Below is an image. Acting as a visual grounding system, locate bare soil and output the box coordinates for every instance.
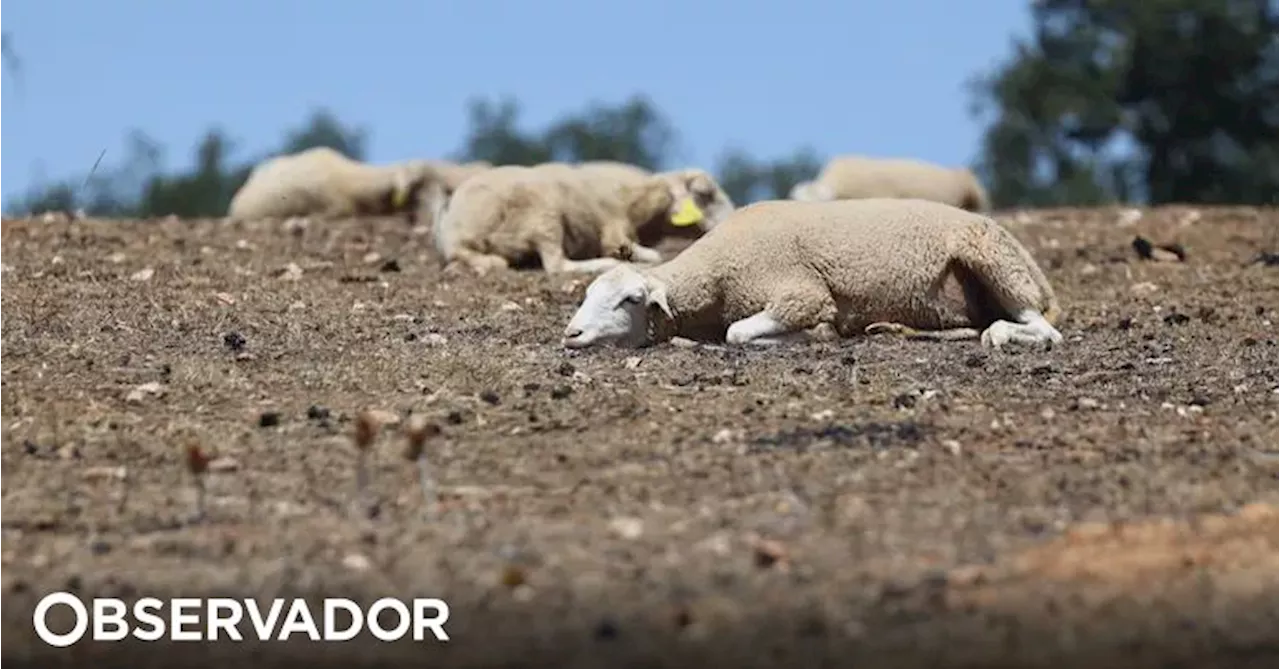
[1,205,1277,668]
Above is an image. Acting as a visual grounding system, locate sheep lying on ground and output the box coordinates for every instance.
[431,162,735,275]
[561,198,1063,351]
[411,159,494,229]
[574,161,735,246]
[789,155,990,212]
[228,147,438,222]
[430,159,493,193]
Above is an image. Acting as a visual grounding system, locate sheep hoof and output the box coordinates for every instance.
[980,320,1062,351]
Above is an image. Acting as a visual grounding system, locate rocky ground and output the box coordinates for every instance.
[1,204,1277,668]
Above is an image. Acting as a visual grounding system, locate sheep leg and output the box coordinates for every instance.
[629,243,664,265]
[726,286,838,346]
[980,309,1062,351]
[726,311,798,346]
[534,237,623,274]
[958,224,1064,350]
[451,248,510,276]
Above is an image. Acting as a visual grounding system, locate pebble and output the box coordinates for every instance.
[941,440,962,456]
[609,517,644,540]
[130,267,155,282]
[623,356,642,370]
[208,457,240,473]
[1074,397,1101,410]
[279,263,303,281]
[422,333,448,347]
[365,409,401,427]
[342,553,371,572]
[82,466,128,481]
[125,382,165,404]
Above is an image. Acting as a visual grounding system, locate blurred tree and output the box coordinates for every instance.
[455,94,681,171]
[972,0,1279,208]
[542,95,678,170]
[278,108,368,160]
[6,110,368,217]
[714,147,823,204]
[2,31,22,90]
[138,129,246,218]
[454,97,554,166]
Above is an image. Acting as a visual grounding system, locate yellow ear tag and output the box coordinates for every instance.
[391,187,409,209]
[670,199,704,227]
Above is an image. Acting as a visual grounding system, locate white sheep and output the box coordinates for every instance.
[561,198,1063,351]
[572,161,736,246]
[227,147,439,222]
[431,162,735,275]
[789,155,991,213]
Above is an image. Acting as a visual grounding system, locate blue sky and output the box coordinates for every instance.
[1,1,1031,207]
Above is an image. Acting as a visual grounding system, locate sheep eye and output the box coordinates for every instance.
[622,294,642,305]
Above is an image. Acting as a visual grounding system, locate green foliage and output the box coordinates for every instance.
[972,0,1279,208]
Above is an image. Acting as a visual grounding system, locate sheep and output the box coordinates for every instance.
[410,159,494,229]
[789,155,991,213]
[560,198,1063,351]
[431,162,735,275]
[227,147,439,222]
[573,161,736,246]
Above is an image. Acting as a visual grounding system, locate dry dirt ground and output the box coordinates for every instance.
[1,205,1277,668]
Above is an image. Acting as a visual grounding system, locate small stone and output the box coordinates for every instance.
[422,333,448,347]
[499,301,522,312]
[208,457,240,473]
[1074,397,1100,410]
[223,331,247,352]
[257,411,281,428]
[306,405,330,420]
[125,382,165,404]
[278,263,303,281]
[623,356,642,370]
[380,259,401,273]
[550,385,573,400]
[82,466,127,481]
[234,352,256,362]
[750,536,789,569]
[1040,407,1056,420]
[941,439,961,456]
[107,252,127,264]
[1116,209,1143,227]
[670,337,698,348]
[342,553,371,572]
[391,313,415,323]
[365,409,401,427]
[609,517,644,540]
[479,390,501,405]
[130,267,155,282]
[810,409,835,421]
[1130,282,1159,295]
[362,252,382,265]
[213,292,236,305]
[711,429,736,444]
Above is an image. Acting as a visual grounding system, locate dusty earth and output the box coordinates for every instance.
[0,204,1277,668]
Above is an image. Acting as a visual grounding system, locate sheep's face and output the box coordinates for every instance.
[562,266,671,349]
[663,170,735,233]
[390,161,440,211]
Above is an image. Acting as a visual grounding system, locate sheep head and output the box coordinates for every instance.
[663,169,735,231]
[390,161,438,211]
[628,169,735,245]
[562,265,672,349]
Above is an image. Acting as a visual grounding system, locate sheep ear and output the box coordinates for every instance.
[391,171,411,208]
[645,282,673,319]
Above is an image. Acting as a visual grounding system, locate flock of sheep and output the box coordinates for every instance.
[227,147,1064,352]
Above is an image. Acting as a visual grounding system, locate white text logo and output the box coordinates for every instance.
[33,592,450,646]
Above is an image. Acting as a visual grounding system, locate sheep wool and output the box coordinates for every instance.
[227,147,437,222]
[790,155,991,213]
[561,198,1063,351]
[432,162,734,275]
